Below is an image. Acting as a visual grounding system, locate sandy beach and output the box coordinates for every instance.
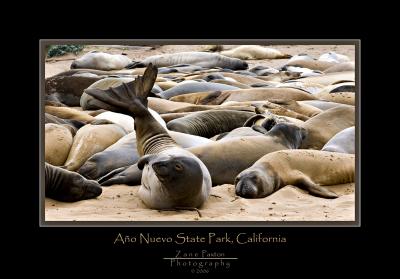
[44,44,356,222]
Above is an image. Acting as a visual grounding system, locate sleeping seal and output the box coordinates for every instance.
[127,52,248,70]
[235,149,354,199]
[45,163,102,202]
[70,51,133,71]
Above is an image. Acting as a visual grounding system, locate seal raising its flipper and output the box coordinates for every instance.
[45,163,102,202]
[234,150,354,199]
[84,64,211,209]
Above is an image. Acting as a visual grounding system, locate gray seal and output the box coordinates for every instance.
[84,64,211,209]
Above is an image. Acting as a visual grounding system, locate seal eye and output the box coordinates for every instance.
[175,164,183,171]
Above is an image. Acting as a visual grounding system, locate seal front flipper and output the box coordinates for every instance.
[295,175,338,199]
[137,154,157,170]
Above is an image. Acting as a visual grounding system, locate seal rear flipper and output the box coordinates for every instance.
[84,64,158,116]
[100,164,143,186]
[295,176,339,199]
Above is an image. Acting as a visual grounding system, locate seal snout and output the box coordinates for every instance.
[70,62,77,69]
[84,180,103,199]
[235,175,259,198]
[152,160,171,177]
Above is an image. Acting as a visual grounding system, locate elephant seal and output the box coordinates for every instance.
[252,71,301,82]
[299,100,346,111]
[45,113,85,134]
[220,45,291,60]
[251,101,310,121]
[318,52,350,63]
[45,163,102,202]
[84,64,212,209]
[234,149,354,199]
[210,79,252,89]
[45,124,74,166]
[186,72,268,85]
[297,71,355,86]
[45,71,104,106]
[158,81,239,99]
[45,106,94,122]
[301,105,355,149]
[324,62,355,73]
[169,88,318,105]
[315,91,355,105]
[189,122,307,185]
[249,65,279,76]
[158,64,205,74]
[70,51,133,71]
[321,126,355,154]
[127,51,248,70]
[94,111,135,133]
[63,122,127,171]
[147,97,195,114]
[77,132,139,180]
[167,110,255,138]
[285,59,337,71]
[216,127,263,141]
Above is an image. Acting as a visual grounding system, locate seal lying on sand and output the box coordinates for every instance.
[45,162,102,202]
[84,64,212,209]
[220,45,291,60]
[321,126,355,154]
[234,149,355,199]
[127,52,248,70]
[70,51,133,71]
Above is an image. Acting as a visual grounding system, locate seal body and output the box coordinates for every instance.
[45,123,74,166]
[220,45,291,60]
[137,52,248,70]
[235,149,355,199]
[63,123,127,171]
[322,126,355,154]
[71,51,133,71]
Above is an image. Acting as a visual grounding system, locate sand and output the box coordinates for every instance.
[44,44,356,222]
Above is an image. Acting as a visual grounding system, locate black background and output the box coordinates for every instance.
[6,7,381,274]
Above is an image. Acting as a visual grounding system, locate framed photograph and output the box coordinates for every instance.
[39,39,360,272]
